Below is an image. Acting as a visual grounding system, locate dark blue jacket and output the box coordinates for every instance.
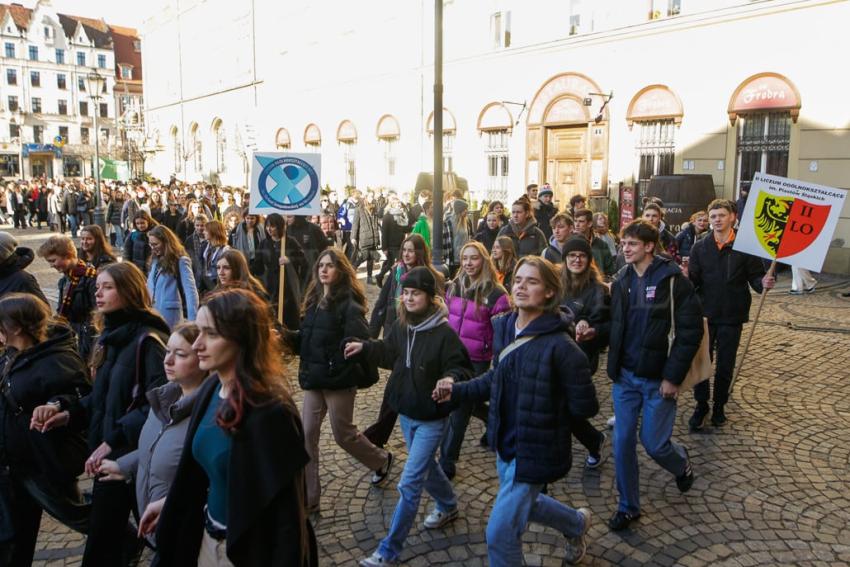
[453,310,599,484]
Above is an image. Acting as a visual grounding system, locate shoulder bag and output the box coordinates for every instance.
[667,277,712,392]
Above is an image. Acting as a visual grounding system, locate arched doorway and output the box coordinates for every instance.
[526,73,609,207]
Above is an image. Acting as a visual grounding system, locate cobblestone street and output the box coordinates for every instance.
[13,227,850,566]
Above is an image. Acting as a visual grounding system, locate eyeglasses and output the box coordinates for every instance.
[566,253,588,262]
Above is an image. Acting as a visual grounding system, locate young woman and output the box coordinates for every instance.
[675,210,709,259]
[106,190,126,247]
[31,262,169,567]
[0,294,90,567]
[151,289,317,566]
[439,241,511,479]
[345,267,473,567]
[78,225,117,269]
[474,211,502,253]
[433,257,600,566]
[147,226,200,329]
[560,236,611,468]
[161,201,183,234]
[97,323,209,549]
[497,198,547,258]
[475,200,509,232]
[216,249,269,300]
[228,212,266,276]
[258,213,308,331]
[124,210,158,275]
[148,190,165,224]
[198,219,229,296]
[491,236,518,290]
[37,235,97,360]
[289,249,393,514]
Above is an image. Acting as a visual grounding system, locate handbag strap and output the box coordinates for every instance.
[667,277,676,356]
[0,352,21,415]
[127,332,166,413]
[497,333,537,364]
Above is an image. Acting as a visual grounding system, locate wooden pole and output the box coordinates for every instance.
[277,222,287,325]
[730,259,777,390]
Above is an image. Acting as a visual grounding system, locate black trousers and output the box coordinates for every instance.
[694,323,743,407]
[378,250,397,280]
[570,417,605,455]
[82,478,137,567]
[363,388,397,448]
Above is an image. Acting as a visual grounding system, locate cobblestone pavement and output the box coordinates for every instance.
[10,227,850,566]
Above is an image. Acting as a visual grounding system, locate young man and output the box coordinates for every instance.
[533,185,558,241]
[542,213,575,264]
[607,220,702,531]
[525,183,539,202]
[641,203,678,259]
[573,209,615,277]
[568,195,587,219]
[686,199,775,430]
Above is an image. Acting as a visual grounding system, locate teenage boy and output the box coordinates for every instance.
[607,220,702,531]
[573,209,615,277]
[534,185,558,241]
[686,199,775,430]
[542,213,575,264]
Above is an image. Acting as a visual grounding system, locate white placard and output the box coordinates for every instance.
[249,152,322,216]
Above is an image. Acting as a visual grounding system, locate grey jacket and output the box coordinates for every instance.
[116,381,204,544]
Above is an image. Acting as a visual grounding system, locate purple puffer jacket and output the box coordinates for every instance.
[446,283,511,362]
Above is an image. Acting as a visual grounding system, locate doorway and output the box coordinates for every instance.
[30,155,53,178]
[545,126,587,206]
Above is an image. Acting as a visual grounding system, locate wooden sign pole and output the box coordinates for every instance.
[730,259,777,390]
[277,222,287,325]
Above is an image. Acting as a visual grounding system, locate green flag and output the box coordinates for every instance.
[99,158,130,181]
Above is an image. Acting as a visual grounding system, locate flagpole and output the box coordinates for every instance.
[730,259,777,390]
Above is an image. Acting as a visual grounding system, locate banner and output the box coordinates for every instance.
[249,152,321,216]
[99,158,130,181]
[734,173,847,271]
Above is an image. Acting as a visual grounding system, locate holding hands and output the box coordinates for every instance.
[432,377,454,403]
[574,320,597,343]
[343,341,364,358]
[30,404,69,433]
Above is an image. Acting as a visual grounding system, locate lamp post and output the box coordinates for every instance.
[431,0,445,271]
[13,110,24,180]
[86,71,107,230]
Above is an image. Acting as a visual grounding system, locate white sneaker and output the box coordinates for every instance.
[423,507,459,529]
[606,415,616,429]
[359,551,398,566]
[563,507,592,565]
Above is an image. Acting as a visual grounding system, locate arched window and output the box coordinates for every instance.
[275,128,291,150]
[426,108,457,173]
[189,122,201,173]
[170,125,181,173]
[337,120,358,188]
[377,114,400,189]
[477,103,513,202]
[304,123,321,151]
[212,118,226,174]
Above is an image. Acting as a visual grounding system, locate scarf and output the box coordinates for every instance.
[59,260,97,319]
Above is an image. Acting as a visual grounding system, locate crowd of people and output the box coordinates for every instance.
[0,172,811,567]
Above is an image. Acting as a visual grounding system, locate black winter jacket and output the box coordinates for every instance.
[58,310,169,455]
[474,224,500,253]
[498,221,547,258]
[607,257,703,385]
[0,324,90,485]
[257,237,307,331]
[293,294,375,390]
[688,230,764,325]
[369,263,405,338]
[454,310,599,484]
[0,248,47,303]
[674,224,705,258]
[381,211,407,253]
[562,280,610,373]
[287,217,328,276]
[359,303,472,421]
[57,262,97,361]
[533,201,557,241]
[155,376,317,567]
[123,229,152,274]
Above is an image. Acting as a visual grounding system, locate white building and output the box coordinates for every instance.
[141,0,850,273]
[0,0,118,180]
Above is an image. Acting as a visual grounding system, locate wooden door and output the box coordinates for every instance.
[545,127,588,206]
[554,160,584,205]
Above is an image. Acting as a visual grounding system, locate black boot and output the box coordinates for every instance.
[688,403,710,432]
[711,403,727,427]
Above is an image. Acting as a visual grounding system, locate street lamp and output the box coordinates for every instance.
[86,70,107,230]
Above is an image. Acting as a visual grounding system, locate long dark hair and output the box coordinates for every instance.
[80,225,115,263]
[301,248,367,314]
[560,255,603,298]
[0,292,51,343]
[216,249,267,296]
[148,225,187,276]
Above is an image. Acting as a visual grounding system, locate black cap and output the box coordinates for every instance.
[562,236,593,261]
[401,266,436,296]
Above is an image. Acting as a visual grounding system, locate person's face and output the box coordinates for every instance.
[45,254,74,273]
[95,272,124,313]
[553,221,573,243]
[221,193,231,204]
[389,195,400,208]
[491,241,503,260]
[511,205,528,225]
[621,236,654,265]
[194,221,206,238]
[317,255,338,286]
[226,217,237,231]
[642,209,661,228]
[539,193,552,205]
[136,190,145,200]
[486,214,499,230]
[527,187,538,200]
[193,307,239,373]
[594,216,609,233]
[245,215,258,228]
[329,191,338,203]
[267,224,280,239]
[573,199,586,211]
[285,215,295,226]
[190,203,200,216]
[164,333,202,384]
[135,218,149,232]
[320,196,330,209]
[418,194,428,206]
[694,215,709,232]
[319,216,333,233]
[461,247,484,279]
[216,258,233,285]
[80,231,95,252]
[401,241,417,268]
[565,251,589,275]
[149,235,164,257]
[169,203,179,214]
[574,217,590,235]
[402,287,429,315]
[708,208,734,233]
[512,264,553,310]
[493,203,504,216]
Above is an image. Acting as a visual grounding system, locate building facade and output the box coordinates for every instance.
[141,0,850,273]
[0,0,131,180]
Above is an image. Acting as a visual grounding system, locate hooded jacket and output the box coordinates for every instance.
[360,302,473,421]
[607,256,703,385]
[116,381,205,544]
[543,235,568,264]
[474,223,500,253]
[445,282,511,362]
[498,220,547,258]
[0,324,90,485]
[0,247,47,303]
[351,203,381,251]
[453,310,599,484]
[561,280,610,373]
[533,200,557,241]
[57,309,169,455]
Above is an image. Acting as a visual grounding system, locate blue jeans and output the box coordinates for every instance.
[377,415,456,561]
[68,213,79,236]
[487,457,586,567]
[111,223,125,249]
[612,368,688,515]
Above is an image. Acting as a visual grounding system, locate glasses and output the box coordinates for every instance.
[566,253,588,262]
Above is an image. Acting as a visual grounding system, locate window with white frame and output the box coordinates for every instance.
[381,137,398,189]
[342,141,356,188]
[636,119,676,200]
[172,130,182,173]
[442,133,455,174]
[736,112,790,196]
[490,11,511,48]
[569,0,582,35]
[191,128,202,172]
[485,130,510,202]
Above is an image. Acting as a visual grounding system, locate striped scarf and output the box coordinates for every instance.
[59,260,97,319]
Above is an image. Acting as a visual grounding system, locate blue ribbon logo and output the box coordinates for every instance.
[256,155,319,211]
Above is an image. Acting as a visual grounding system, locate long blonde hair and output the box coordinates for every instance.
[450,241,505,307]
